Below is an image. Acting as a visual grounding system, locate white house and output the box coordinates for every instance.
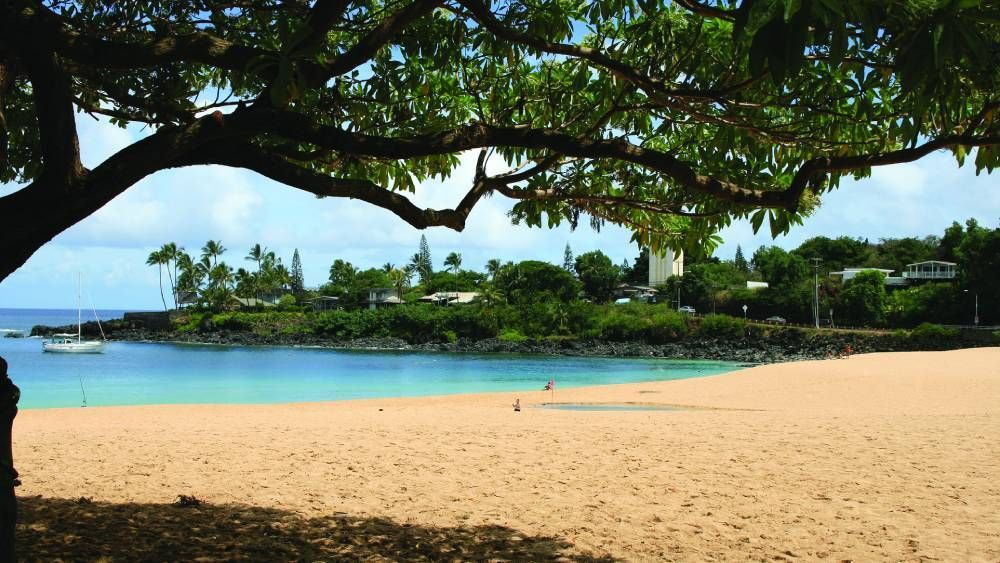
[903,260,957,280]
[648,248,683,286]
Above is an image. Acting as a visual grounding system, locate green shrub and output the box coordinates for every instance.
[994,330,1000,343]
[173,312,208,333]
[498,328,528,342]
[696,314,747,339]
[598,306,686,343]
[277,294,297,310]
[645,312,688,343]
[598,310,640,341]
[442,330,458,343]
[908,323,960,348]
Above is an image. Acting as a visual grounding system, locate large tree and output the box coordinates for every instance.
[574,250,620,302]
[1,1,997,283]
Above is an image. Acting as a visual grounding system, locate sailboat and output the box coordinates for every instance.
[42,275,106,353]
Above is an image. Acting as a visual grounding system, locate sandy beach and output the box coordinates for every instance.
[12,347,1000,561]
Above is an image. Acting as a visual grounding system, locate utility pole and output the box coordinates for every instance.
[810,258,821,329]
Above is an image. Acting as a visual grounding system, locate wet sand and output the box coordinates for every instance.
[14,347,1000,560]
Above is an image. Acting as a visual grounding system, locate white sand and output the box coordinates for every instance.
[14,347,1000,560]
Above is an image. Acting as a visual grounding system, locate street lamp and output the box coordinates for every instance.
[964,290,980,326]
[742,304,748,321]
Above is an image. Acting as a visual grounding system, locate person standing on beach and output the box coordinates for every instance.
[512,398,521,412]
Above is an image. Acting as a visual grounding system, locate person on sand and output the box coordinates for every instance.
[840,344,853,359]
[512,398,521,412]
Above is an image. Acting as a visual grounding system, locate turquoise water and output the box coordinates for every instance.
[0,308,743,409]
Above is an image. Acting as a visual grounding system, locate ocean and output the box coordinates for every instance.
[0,308,743,409]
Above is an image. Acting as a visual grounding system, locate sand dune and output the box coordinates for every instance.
[13,348,1000,560]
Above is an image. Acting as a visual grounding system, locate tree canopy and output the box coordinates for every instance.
[1,0,997,281]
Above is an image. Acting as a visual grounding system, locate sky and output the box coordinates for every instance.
[1,115,998,310]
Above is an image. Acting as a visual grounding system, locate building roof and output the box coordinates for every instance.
[905,260,957,267]
[829,268,894,276]
[418,291,480,304]
[231,297,275,307]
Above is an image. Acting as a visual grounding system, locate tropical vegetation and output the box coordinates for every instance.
[152,218,999,330]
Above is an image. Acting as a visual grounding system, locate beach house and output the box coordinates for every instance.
[417,292,480,306]
[307,296,342,311]
[902,260,958,281]
[363,288,403,310]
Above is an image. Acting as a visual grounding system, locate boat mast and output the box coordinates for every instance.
[77,273,82,343]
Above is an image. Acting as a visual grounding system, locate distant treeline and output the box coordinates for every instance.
[152,218,999,329]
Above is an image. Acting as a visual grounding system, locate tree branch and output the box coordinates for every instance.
[0,114,231,281]
[312,0,442,85]
[226,107,790,208]
[9,3,269,72]
[786,132,1000,210]
[673,0,735,21]
[450,0,747,104]
[171,141,470,230]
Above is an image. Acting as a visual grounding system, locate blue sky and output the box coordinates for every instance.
[1,115,998,310]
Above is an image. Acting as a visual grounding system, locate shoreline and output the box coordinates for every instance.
[31,321,990,364]
[15,348,1000,560]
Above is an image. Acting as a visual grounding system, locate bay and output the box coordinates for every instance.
[0,308,743,409]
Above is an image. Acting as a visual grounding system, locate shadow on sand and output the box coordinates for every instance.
[16,495,617,561]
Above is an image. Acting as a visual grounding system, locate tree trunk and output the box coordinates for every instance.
[0,357,20,562]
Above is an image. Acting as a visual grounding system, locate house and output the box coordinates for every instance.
[363,288,403,310]
[902,260,957,281]
[829,267,908,286]
[307,296,341,311]
[173,290,199,308]
[258,289,292,305]
[746,281,769,290]
[417,291,481,305]
[612,283,659,302]
[230,296,276,309]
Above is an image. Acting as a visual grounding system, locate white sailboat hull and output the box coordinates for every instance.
[42,340,105,353]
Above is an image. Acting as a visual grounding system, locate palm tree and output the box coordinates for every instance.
[388,268,409,300]
[272,263,291,290]
[245,244,270,299]
[146,249,168,310]
[444,252,462,273]
[485,258,502,280]
[245,243,269,272]
[477,285,505,307]
[234,268,255,298]
[407,253,422,275]
[201,239,226,266]
[175,252,198,305]
[160,242,180,308]
[381,262,394,274]
[207,262,235,309]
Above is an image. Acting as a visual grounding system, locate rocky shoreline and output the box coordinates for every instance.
[29,320,961,364]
